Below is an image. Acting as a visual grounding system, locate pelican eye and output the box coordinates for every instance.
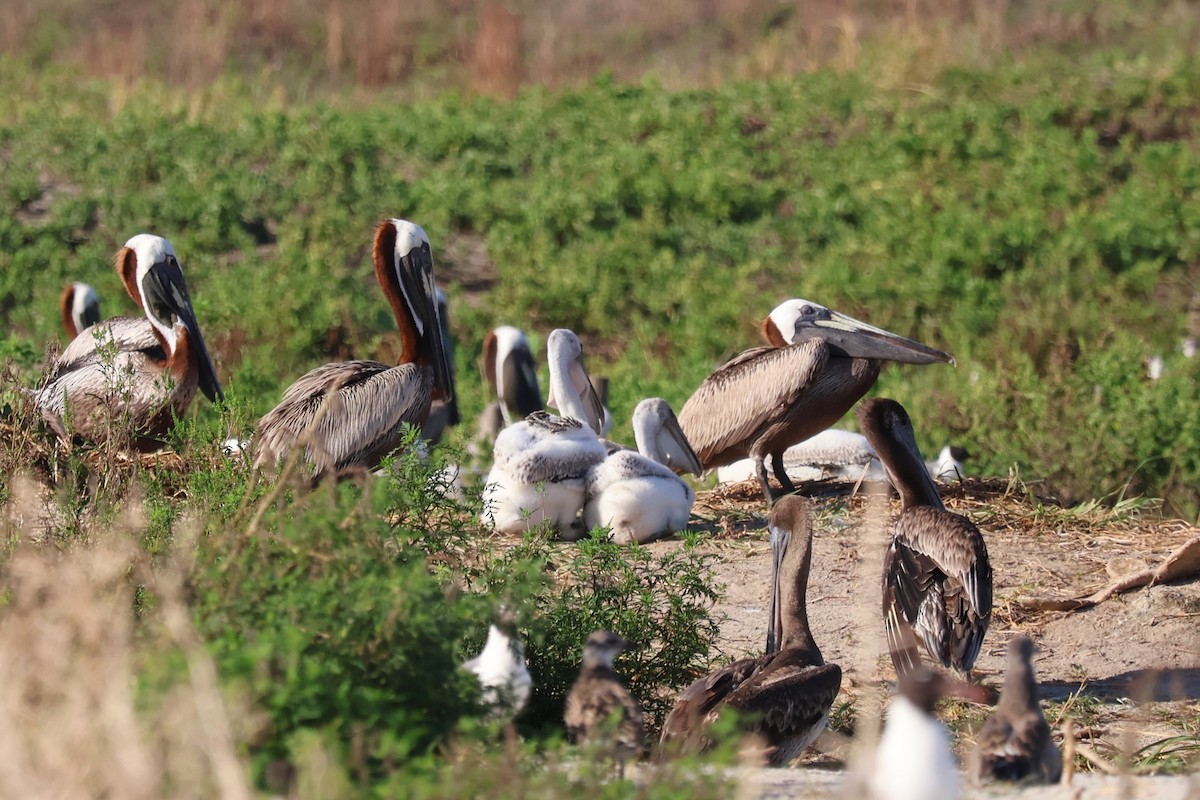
[801,305,815,316]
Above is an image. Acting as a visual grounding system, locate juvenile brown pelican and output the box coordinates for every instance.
[564,631,644,775]
[60,281,102,339]
[857,398,992,677]
[253,219,454,482]
[419,287,462,444]
[462,608,532,720]
[481,329,607,538]
[37,235,224,447]
[583,398,702,543]
[678,299,953,502]
[659,495,842,764]
[866,669,990,800]
[969,636,1061,785]
[477,325,544,442]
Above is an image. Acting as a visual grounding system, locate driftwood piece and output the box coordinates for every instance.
[1016,536,1200,612]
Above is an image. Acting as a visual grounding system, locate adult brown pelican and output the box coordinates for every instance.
[253,219,454,482]
[659,495,841,764]
[480,329,606,538]
[583,397,703,544]
[60,281,102,339]
[36,235,223,447]
[970,636,1061,785]
[678,298,953,502]
[857,398,992,677]
[564,630,645,776]
[476,325,544,442]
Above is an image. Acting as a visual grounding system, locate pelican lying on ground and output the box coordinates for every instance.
[481,329,607,538]
[60,281,102,339]
[858,398,992,677]
[583,397,702,543]
[660,496,842,764]
[419,287,462,445]
[864,669,990,800]
[462,607,532,720]
[476,325,544,443]
[564,630,644,776]
[970,636,1061,785]
[678,298,954,503]
[37,235,224,447]
[253,219,455,482]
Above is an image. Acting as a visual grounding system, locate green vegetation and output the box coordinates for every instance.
[2,3,1200,793]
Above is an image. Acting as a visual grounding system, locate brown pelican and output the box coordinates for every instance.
[564,630,644,775]
[857,398,992,677]
[462,607,532,720]
[866,669,990,800]
[481,329,607,538]
[659,495,842,764]
[678,298,953,502]
[60,281,102,339]
[419,286,461,444]
[252,219,454,482]
[969,636,1061,784]
[477,325,544,442]
[583,398,703,543]
[36,235,224,447]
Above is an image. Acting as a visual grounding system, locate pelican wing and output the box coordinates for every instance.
[884,506,993,671]
[564,672,645,754]
[659,654,766,751]
[253,360,432,477]
[51,317,164,378]
[723,652,842,756]
[677,341,829,469]
[491,413,607,484]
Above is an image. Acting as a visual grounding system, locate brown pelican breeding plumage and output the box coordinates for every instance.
[857,398,992,677]
[659,495,842,764]
[969,636,1061,785]
[37,235,224,447]
[481,329,607,539]
[252,219,455,482]
[583,397,703,544]
[564,630,645,775]
[476,325,544,442]
[60,281,102,339]
[678,298,953,502]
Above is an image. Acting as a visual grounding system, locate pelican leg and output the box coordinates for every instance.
[754,455,777,503]
[770,453,797,496]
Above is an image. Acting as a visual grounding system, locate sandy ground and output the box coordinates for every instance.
[641,476,1200,794]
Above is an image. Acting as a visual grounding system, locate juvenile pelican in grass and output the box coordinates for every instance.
[583,397,702,543]
[37,235,224,448]
[564,631,645,776]
[866,669,990,800]
[857,398,992,678]
[476,325,544,443]
[678,299,953,503]
[60,281,102,339]
[659,496,842,764]
[462,608,532,720]
[252,219,455,482]
[481,329,607,539]
[969,636,1061,785]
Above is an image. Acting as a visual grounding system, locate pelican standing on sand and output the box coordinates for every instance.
[252,219,455,482]
[970,635,1061,785]
[481,329,607,538]
[678,298,953,502]
[659,495,842,764]
[583,397,702,543]
[37,235,224,447]
[60,281,102,339]
[857,398,992,677]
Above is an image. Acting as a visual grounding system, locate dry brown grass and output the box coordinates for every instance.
[3,0,1192,95]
